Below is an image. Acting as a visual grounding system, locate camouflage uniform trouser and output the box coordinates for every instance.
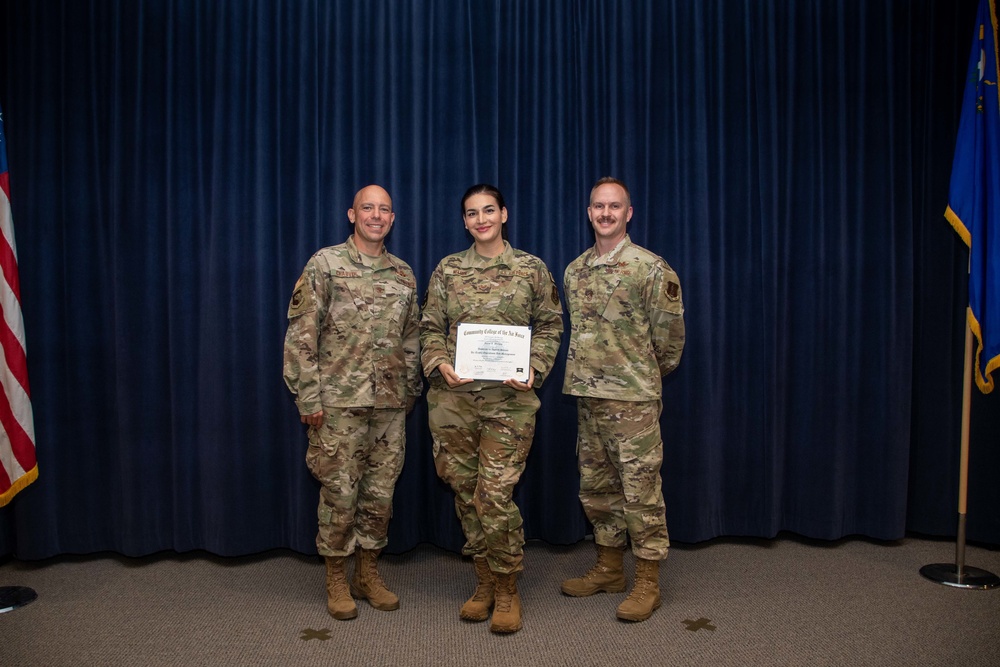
[576,397,669,560]
[305,407,406,558]
[427,384,540,574]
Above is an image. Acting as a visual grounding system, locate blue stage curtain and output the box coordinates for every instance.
[1,0,997,558]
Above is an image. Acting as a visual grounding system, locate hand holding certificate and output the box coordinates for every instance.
[454,323,532,382]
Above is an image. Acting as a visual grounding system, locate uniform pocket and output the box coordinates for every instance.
[616,406,661,464]
[326,276,368,333]
[600,280,635,324]
[497,272,533,317]
[307,422,341,461]
[379,280,412,323]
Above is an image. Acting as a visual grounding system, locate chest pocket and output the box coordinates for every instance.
[569,269,622,322]
[377,278,414,324]
[601,272,633,323]
[497,269,534,317]
[448,268,531,319]
[325,270,413,332]
[325,272,369,332]
[578,268,645,327]
[603,271,649,328]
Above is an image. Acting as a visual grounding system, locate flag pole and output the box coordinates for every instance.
[919,307,999,590]
[0,102,39,614]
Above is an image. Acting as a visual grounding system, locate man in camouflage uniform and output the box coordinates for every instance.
[560,177,685,622]
[421,183,563,633]
[283,184,421,621]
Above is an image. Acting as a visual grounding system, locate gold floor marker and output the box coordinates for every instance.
[682,617,716,632]
[300,628,332,641]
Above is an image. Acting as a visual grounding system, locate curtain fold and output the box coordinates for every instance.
[1,0,997,559]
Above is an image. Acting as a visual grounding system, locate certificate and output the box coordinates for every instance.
[454,323,532,382]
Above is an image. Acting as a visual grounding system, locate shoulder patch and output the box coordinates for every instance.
[288,276,316,318]
[666,281,680,301]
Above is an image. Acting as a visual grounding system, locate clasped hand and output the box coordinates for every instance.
[437,364,534,391]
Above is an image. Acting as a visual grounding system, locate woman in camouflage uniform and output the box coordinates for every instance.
[420,184,563,634]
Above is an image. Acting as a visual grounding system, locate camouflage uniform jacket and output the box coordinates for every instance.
[283,235,421,413]
[562,234,684,400]
[420,241,564,391]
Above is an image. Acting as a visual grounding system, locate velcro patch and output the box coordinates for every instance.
[395,270,416,288]
[336,269,362,279]
[288,276,316,317]
[666,281,680,301]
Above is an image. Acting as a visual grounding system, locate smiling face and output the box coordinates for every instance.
[463,192,507,256]
[348,185,395,254]
[587,182,633,251]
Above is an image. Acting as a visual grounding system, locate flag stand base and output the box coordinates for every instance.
[0,586,37,613]
[920,563,1000,590]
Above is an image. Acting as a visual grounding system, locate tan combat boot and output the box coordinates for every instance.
[616,557,662,622]
[560,544,626,596]
[489,571,523,634]
[324,556,358,620]
[459,556,494,622]
[351,548,400,611]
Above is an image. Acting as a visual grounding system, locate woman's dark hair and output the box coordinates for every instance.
[460,183,508,241]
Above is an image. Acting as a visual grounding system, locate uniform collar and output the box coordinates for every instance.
[459,240,514,269]
[586,234,631,267]
[346,235,394,270]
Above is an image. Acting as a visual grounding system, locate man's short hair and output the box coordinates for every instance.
[590,177,631,207]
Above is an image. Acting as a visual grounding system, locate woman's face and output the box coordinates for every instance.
[463,193,507,249]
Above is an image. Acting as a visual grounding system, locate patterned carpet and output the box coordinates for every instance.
[2,536,999,666]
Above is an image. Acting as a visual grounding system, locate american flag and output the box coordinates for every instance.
[0,104,37,506]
